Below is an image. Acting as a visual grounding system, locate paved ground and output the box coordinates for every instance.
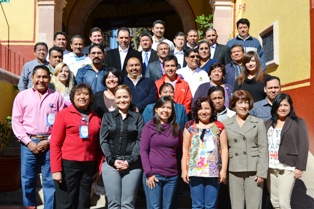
[1,152,314,208]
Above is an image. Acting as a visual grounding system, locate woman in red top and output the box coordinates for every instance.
[50,83,102,209]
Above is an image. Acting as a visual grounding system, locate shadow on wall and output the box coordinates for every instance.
[291,179,314,209]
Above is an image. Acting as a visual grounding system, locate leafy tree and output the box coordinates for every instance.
[195,14,213,39]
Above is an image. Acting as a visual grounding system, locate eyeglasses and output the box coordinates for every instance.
[200,129,206,142]
[189,55,200,59]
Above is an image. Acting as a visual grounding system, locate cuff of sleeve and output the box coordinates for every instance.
[21,137,32,146]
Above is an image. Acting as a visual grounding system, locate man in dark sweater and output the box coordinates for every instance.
[123,57,157,112]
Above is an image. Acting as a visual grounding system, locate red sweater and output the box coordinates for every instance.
[50,105,102,173]
[155,74,192,114]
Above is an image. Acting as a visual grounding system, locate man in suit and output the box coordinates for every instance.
[183,29,198,52]
[139,32,159,75]
[105,27,142,76]
[205,28,231,65]
[145,42,170,81]
[171,32,186,68]
[82,27,110,55]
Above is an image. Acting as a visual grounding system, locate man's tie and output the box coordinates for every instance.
[143,52,149,75]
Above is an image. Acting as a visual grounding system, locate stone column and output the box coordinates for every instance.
[209,0,233,45]
[37,0,67,48]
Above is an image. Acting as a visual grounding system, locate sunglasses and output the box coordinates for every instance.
[189,55,200,59]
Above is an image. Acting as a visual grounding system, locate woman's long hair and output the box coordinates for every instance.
[153,96,180,137]
[271,93,299,126]
[236,51,266,86]
[51,62,75,96]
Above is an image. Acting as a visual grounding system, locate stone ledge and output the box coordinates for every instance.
[0,68,19,85]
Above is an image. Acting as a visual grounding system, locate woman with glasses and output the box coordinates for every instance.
[181,96,228,209]
[223,90,268,209]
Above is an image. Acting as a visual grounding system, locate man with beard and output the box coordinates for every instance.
[205,28,231,65]
[145,42,170,81]
[63,35,92,76]
[176,49,209,97]
[123,57,157,113]
[76,45,107,94]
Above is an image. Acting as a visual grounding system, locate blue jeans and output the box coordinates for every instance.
[143,173,178,209]
[189,177,220,209]
[21,140,54,208]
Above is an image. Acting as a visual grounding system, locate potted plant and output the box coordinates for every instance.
[0,116,21,192]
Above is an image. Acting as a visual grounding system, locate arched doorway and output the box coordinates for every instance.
[64,0,195,45]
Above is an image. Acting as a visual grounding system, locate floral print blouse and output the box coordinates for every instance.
[186,120,224,177]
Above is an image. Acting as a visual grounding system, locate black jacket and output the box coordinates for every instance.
[100,109,144,168]
[265,116,309,171]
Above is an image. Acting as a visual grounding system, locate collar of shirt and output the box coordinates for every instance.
[187,43,198,49]
[217,106,227,115]
[153,35,164,43]
[236,35,253,41]
[174,49,184,54]
[119,46,129,53]
[211,43,217,49]
[127,74,142,85]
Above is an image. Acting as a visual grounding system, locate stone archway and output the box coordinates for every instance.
[66,0,195,37]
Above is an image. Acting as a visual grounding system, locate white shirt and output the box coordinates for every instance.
[63,52,92,76]
[152,35,175,51]
[267,127,295,171]
[176,66,209,97]
[119,46,129,71]
[174,48,184,69]
[210,44,216,59]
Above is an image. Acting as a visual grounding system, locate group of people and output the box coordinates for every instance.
[11,17,309,209]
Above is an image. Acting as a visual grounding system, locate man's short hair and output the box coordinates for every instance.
[53,32,66,40]
[207,85,225,98]
[236,18,250,28]
[264,75,281,87]
[32,65,51,76]
[49,47,63,58]
[184,48,198,57]
[186,28,198,35]
[88,44,105,54]
[70,35,84,44]
[152,20,165,28]
[34,42,48,52]
[117,27,130,37]
[174,31,186,39]
[139,32,153,42]
[163,55,178,67]
[157,42,169,49]
[89,27,103,37]
[205,28,217,34]
[231,43,245,53]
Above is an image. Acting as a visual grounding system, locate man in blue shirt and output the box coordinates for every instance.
[250,76,281,121]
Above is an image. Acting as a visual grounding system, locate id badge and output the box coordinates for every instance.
[80,125,89,138]
[46,113,56,126]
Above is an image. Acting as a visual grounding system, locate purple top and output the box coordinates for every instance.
[140,120,182,177]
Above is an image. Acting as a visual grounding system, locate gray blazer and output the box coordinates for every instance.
[223,115,268,178]
[145,60,162,81]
